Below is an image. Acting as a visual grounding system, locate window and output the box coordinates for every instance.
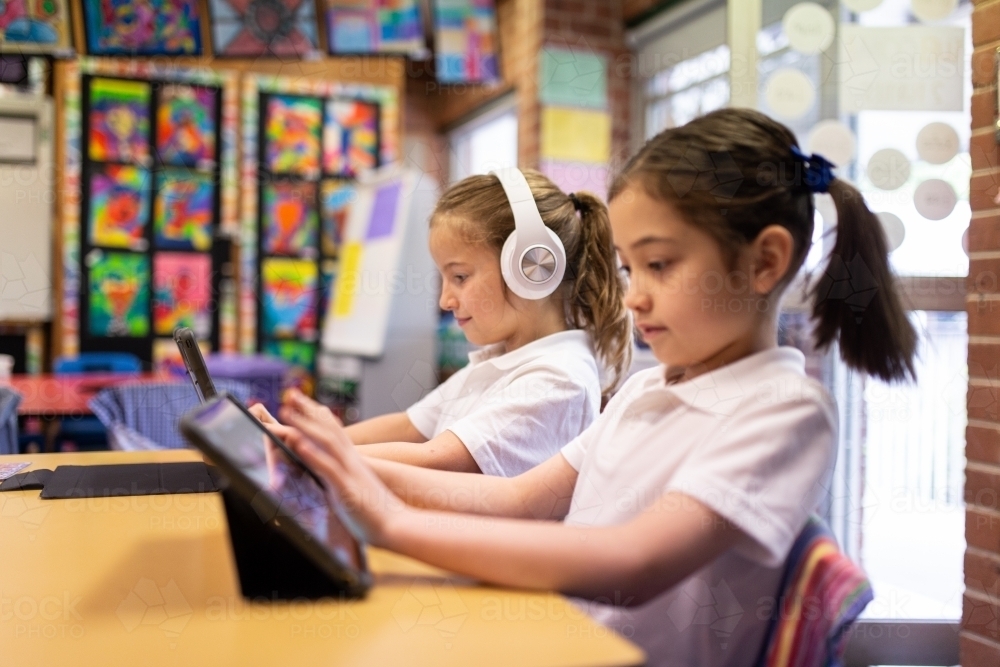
[448,97,518,184]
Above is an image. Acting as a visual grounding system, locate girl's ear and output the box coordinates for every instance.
[749,224,794,296]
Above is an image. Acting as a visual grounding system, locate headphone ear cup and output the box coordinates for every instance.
[500,231,519,293]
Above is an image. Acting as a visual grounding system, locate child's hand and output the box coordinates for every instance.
[282,388,344,429]
[248,403,278,425]
[281,409,408,546]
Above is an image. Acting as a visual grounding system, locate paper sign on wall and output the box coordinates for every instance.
[322,165,416,357]
[540,160,608,201]
[539,46,608,110]
[540,107,611,164]
[839,25,965,113]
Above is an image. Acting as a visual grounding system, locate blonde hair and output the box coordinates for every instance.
[432,169,632,393]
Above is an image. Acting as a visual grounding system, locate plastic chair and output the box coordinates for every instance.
[206,354,288,415]
[89,380,253,450]
[753,516,873,667]
[0,385,21,455]
[54,352,143,450]
[53,353,142,374]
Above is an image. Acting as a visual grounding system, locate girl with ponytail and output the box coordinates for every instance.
[267,109,910,667]
[253,169,631,477]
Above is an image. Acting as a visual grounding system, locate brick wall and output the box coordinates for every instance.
[965,0,1000,663]
[543,0,632,169]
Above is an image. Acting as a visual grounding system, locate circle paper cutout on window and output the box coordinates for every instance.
[807,120,856,167]
[911,0,957,22]
[866,148,911,191]
[782,3,836,55]
[876,212,905,252]
[916,122,960,164]
[962,227,970,257]
[913,179,957,220]
[844,0,883,11]
[765,68,816,120]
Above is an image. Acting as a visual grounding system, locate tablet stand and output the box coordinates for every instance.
[220,487,348,600]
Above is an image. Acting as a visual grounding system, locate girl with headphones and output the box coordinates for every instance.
[252,167,632,477]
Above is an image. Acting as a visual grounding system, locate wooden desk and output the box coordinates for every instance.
[0,451,644,667]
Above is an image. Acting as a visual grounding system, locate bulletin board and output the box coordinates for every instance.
[239,72,400,374]
[61,58,239,366]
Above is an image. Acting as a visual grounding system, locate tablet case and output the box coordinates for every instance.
[0,463,219,497]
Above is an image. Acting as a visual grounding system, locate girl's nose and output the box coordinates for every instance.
[439,287,457,311]
[623,277,651,313]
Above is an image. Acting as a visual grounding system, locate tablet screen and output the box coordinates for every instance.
[188,397,363,572]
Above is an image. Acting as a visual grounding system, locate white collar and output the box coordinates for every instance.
[468,330,593,371]
[644,347,806,416]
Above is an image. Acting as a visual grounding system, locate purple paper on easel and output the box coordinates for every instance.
[366,181,401,241]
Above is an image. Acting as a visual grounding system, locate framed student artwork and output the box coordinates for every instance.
[62,59,240,364]
[88,77,151,165]
[433,0,500,84]
[208,0,319,57]
[81,0,203,56]
[325,0,424,55]
[0,0,73,54]
[87,251,150,337]
[87,164,152,251]
[156,85,218,168]
[240,73,399,375]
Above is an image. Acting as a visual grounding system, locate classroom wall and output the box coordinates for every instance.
[964,0,1000,663]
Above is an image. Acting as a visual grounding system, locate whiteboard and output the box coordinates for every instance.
[0,93,53,321]
[321,164,418,357]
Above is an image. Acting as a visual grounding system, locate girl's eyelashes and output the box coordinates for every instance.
[647,259,675,273]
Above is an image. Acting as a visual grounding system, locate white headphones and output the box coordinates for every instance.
[491,167,567,300]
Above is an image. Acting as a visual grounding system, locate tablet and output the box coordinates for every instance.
[173,327,217,403]
[180,393,370,597]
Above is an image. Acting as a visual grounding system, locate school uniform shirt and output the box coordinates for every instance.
[561,346,837,667]
[407,329,601,477]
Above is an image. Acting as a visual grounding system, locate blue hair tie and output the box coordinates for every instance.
[790,146,835,194]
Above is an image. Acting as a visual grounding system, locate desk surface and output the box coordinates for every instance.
[9,373,171,416]
[0,450,644,667]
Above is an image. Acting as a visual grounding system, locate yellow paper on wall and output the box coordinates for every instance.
[540,107,611,164]
[333,241,363,318]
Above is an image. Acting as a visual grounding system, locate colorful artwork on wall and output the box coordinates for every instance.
[88,77,151,165]
[208,0,318,57]
[320,179,353,256]
[433,0,499,84]
[153,252,212,336]
[265,94,322,177]
[88,164,151,251]
[323,98,378,177]
[264,338,315,370]
[325,0,423,55]
[82,0,202,56]
[88,251,150,337]
[156,85,217,168]
[153,170,214,251]
[0,0,72,54]
[261,257,317,339]
[262,180,318,256]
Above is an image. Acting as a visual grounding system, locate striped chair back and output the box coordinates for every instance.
[755,515,873,667]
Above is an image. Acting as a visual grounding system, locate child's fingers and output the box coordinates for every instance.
[285,409,353,460]
[284,429,347,484]
[248,403,277,424]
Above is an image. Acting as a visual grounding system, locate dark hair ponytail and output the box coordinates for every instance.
[811,179,916,382]
[609,107,916,383]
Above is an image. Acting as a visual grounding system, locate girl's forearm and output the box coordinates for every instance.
[379,506,652,602]
[345,413,425,445]
[365,457,523,517]
[375,494,740,606]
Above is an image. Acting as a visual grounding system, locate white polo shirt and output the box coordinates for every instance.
[561,347,837,667]
[407,329,601,477]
